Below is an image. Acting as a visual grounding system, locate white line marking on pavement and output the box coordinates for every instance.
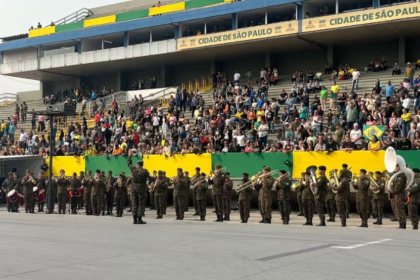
[331,239,392,250]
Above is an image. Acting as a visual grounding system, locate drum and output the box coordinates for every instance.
[68,189,82,198]
[79,187,85,196]
[19,197,24,206]
[7,190,19,203]
[33,187,40,198]
[35,192,45,203]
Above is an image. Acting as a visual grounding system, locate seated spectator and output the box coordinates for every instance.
[398,136,412,150]
[341,136,357,152]
[392,63,401,75]
[380,57,388,71]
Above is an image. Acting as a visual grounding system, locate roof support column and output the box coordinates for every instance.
[124,31,129,47]
[232,13,237,30]
[398,37,406,65]
[373,0,379,8]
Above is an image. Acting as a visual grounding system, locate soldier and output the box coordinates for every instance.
[275,170,292,224]
[127,150,150,224]
[162,171,168,215]
[154,171,168,219]
[37,171,47,212]
[326,172,336,222]
[126,177,132,213]
[342,164,352,218]
[106,170,115,215]
[371,171,386,225]
[149,170,157,210]
[171,168,188,220]
[222,172,233,221]
[100,171,107,216]
[46,175,57,214]
[91,169,106,216]
[406,168,420,230]
[196,173,208,221]
[313,166,328,226]
[184,171,191,212]
[191,167,201,216]
[254,166,275,224]
[2,172,17,212]
[114,174,127,218]
[332,170,349,227]
[238,173,252,223]
[367,175,374,219]
[389,163,408,229]
[208,164,225,222]
[56,170,70,214]
[68,172,81,214]
[21,170,37,213]
[302,172,314,225]
[296,172,304,216]
[82,170,93,215]
[78,171,85,209]
[353,169,370,227]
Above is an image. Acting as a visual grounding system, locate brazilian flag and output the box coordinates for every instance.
[363,125,385,141]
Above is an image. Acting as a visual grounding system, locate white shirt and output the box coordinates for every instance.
[258,124,269,138]
[20,132,28,142]
[234,73,241,81]
[402,97,411,109]
[152,116,160,126]
[350,129,362,145]
[260,70,266,78]
[352,71,360,80]
[236,135,246,147]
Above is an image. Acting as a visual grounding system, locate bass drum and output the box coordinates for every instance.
[7,190,19,203]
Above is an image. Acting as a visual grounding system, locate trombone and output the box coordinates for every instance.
[169,176,179,184]
[275,172,291,182]
[234,170,278,193]
[191,178,207,190]
[367,172,381,194]
[208,167,227,180]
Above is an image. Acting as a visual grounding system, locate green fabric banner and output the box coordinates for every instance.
[185,0,224,10]
[116,9,149,22]
[211,153,293,178]
[85,155,143,176]
[396,151,420,170]
[55,21,84,33]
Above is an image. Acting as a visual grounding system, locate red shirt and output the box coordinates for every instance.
[132,133,139,146]
[94,113,101,122]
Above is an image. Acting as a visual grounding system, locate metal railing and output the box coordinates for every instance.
[0,93,17,106]
[48,8,92,26]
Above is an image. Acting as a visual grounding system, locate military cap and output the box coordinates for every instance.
[263,166,271,172]
[25,169,31,173]
[304,171,311,176]
[177,168,183,172]
[119,173,124,177]
[200,172,206,177]
[225,172,230,176]
[153,170,157,173]
[360,169,367,174]
[80,171,85,175]
[185,171,189,174]
[163,171,166,174]
[60,169,65,172]
[158,171,163,175]
[95,169,101,173]
[243,173,249,176]
[280,170,287,174]
[108,170,112,173]
[319,166,326,171]
[301,172,305,175]
[375,171,382,175]
[137,160,143,164]
[73,172,77,176]
[196,167,201,171]
[215,164,222,169]
[342,164,348,168]
[412,168,420,173]
[8,172,13,176]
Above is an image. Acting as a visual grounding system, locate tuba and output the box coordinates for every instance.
[384,147,413,204]
[307,165,318,195]
[329,169,339,193]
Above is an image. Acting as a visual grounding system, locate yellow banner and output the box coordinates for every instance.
[29,26,56,38]
[303,2,420,32]
[143,154,212,177]
[46,156,86,177]
[84,15,116,28]
[292,151,385,179]
[178,21,298,50]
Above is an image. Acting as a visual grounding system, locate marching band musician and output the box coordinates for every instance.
[326,172,336,223]
[296,172,305,216]
[101,171,107,216]
[208,164,225,222]
[389,163,408,229]
[114,173,127,218]
[238,173,252,223]
[184,171,191,212]
[275,170,292,224]
[154,171,168,219]
[37,171,47,212]
[371,171,386,225]
[149,170,157,211]
[2,172,17,212]
[254,166,275,224]
[171,168,189,220]
[22,170,37,214]
[82,170,93,215]
[342,164,352,218]
[46,174,57,214]
[353,169,370,227]
[78,171,85,210]
[190,167,201,216]
[406,168,420,230]
[56,169,70,215]
[196,173,208,221]
[162,171,168,215]
[302,172,314,226]
[313,166,328,226]
[126,177,132,213]
[68,172,81,215]
[222,172,233,221]
[332,170,350,227]
[91,169,107,216]
[106,170,116,215]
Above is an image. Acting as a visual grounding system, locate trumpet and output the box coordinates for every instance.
[352,173,359,185]
[291,180,304,192]
[169,176,179,184]
[209,167,227,180]
[29,176,36,184]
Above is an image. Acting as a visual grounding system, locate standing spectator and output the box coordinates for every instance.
[406,62,415,87]
[257,119,269,149]
[311,110,322,136]
[346,102,358,129]
[38,115,45,131]
[330,81,339,110]
[350,124,363,146]
[385,81,395,103]
[19,129,28,154]
[320,86,328,110]
[351,68,360,90]
[234,71,241,84]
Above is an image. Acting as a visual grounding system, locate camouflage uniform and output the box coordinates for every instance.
[77,174,85,209]
[162,175,169,214]
[368,186,373,218]
[173,175,188,220]
[46,177,57,214]
[127,157,150,223]
[114,179,127,217]
[372,178,386,225]
[354,176,370,227]
[302,179,314,225]
[91,177,106,216]
[222,178,233,220]
[2,174,17,212]
[296,178,304,215]
[191,173,201,214]
[22,175,37,213]
[326,179,336,222]
[333,175,349,226]
[238,179,252,223]
[56,176,70,214]
[275,177,292,224]
[390,173,407,228]
[184,175,191,211]
[68,176,81,214]
[149,175,157,210]
[209,171,225,221]
[314,175,328,226]
[126,177,132,212]
[196,179,208,221]
[154,176,168,218]
[37,176,47,212]
[345,170,352,217]
[106,175,116,215]
[406,178,420,229]
[254,174,275,223]
[82,176,93,215]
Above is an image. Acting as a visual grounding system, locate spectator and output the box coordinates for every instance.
[368,135,381,151]
[350,124,363,145]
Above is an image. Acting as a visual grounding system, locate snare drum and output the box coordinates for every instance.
[68,189,82,198]
[33,187,41,198]
[35,192,45,203]
[7,190,19,203]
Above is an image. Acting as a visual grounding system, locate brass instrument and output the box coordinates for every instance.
[307,165,318,195]
[209,167,227,180]
[191,178,206,190]
[234,170,278,193]
[151,178,159,192]
[275,172,291,182]
[352,173,359,185]
[169,176,179,184]
[367,172,381,194]
[29,175,36,184]
[329,169,339,193]
[291,180,304,192]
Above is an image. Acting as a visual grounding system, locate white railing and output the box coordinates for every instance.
[0,93,17,105]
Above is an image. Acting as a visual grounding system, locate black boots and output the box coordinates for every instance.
[200,215,205,221]
[413,224,418,230]
[259,219,266,223]
[138,216,146,224]
[214,215,223,222]
[398,223,406,229]
[341,219,346,227]
[317,219,326,226]
[133,215,138,224]
[303,218,309,225]
[266,218,271,224]
[193,211,199,216]
[373,218,383,225]
[297,212,303,216]
[391,217,398,221]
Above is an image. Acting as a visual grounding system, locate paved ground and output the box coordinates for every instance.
[0,207,419,280]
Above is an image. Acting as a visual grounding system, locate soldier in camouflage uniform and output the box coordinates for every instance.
[222,172,233,221]
[353,169,370,227]
[162,171,168,215]
[101,171,107,216]
[149,170,157,211]
[191,167,201,216]
[171,168,188,220]
[114,174,127,217]
[389,164,408,229]
[2,172,17,212]
[78,171,85,210]
[106,171,116,215]
[314,166,328,226]
[326,171,337,222]
[254,166,275,224]
[126,177,132,213]
[238,173,252,223]
[68,172,81,214]
[342,164,352,218]
[37,171,47,212]
[46,174,57,214]
[127,151,150,224]
[302,172,314,225]
[196,173,208,221]
[332,170,349,227]
[82,170,93,215]
[22,170,37,214]
[296,172,304,216]
[154,171,168,219]
[406,168,420,230]
[371,171,386,225]
[91,170,106,216]
[184,171,191,212]
[56,170,70,214]
[275,170,292,224]
[367,175,374,219]
[208,164,225,222]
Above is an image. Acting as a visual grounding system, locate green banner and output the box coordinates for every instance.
[116,9,149,22]
[363,125,385,141]
[211,153,292,178]
[396,151,420,170]
[185,0,224,10]
[55,21,84,33]
[85,155,143,176]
